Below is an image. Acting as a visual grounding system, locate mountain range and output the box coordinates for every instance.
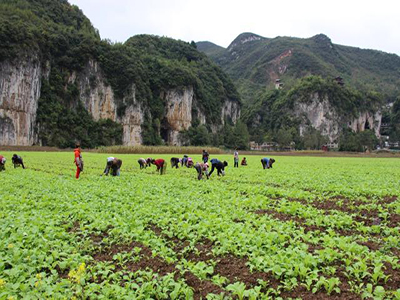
[197,32,400,105]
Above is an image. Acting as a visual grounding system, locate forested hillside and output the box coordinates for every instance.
[198,33,400,149]
[198,32,400,104]
[0,0,241,148]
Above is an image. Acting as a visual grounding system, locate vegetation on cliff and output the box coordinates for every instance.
[0,0,241,148]
[198,33,400,104]
[241,76,382,150]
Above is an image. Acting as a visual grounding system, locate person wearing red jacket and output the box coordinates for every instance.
[151,158,167,175]
[74,143,83,179]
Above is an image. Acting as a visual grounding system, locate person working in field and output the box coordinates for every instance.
[138,158,147,169]
[181,155,188,167]
[12,154,25,169]
[170,157,180,168]
[261,157,275,169]
[233,149,239,168]
[74,143,83,179]
[146,158,153,167]
[209,158,228,177]
[103,157,123,176]
[0,155,6,171]
[151,158,167,175]
[194,162,209,180]
[202,150,209,163]
[241,157,247,166]
[186,157,194,168]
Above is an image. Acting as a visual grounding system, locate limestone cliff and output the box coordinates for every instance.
[0,58,240,146]
[294,93,381,142]
[71,60,144,146]
[0,56,42,146]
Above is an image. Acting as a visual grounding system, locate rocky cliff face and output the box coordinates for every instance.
[72,60,144,146]
[294,93,381,142]
[0,58,240,146]
[162,87,195,145]
[221,99,240,124]
[0,57,42,146]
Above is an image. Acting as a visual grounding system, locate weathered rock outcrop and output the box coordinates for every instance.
[221,99,240,124]
[349,111,381,138]
[294,93,381,142]
[0,57,42,145]
[0,58,240,146]
[76,60,117,121]
[72,60,143,146]
[162,87,196,145]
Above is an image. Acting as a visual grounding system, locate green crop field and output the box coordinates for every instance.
[0,152,400,299]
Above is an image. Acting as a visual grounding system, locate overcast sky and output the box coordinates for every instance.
[69,0,400,55]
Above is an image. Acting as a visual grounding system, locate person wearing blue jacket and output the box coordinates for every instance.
[261,157,275,169]
[209,158,228,177]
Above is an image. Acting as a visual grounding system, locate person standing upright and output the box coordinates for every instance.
[233,149,239,168]
[202,150,209,163]
[74,143,83,179]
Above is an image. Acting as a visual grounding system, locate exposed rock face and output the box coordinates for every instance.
[0,57,42,145]
[1,58,240,146]
[163,87,194,145]
[221,100,240,124]
[294,93,381,142]
[77,60,117,121]
[349,111,381,138]
[120,86,144,146]
[294,97,341,142]
[68,60,143,146]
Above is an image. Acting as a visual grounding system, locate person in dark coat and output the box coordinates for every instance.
[170,157,180,169]
[261,157,275,169]
[202,150,209,163]
[241,157,248,166]
[103,157,123,176]
[208,158,228,177]
[12,154,25,169]
[146,158,153,167]
[181,155,188,167]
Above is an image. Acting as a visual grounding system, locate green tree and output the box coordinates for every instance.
[232,121,250,150]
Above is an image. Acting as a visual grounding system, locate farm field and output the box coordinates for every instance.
[0,152,400,299]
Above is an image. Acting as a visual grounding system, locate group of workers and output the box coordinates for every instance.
[0,145,276,180]
[0,154,25,171]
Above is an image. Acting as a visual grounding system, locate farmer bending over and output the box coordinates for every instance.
[194,162,209,180]
[12,154,25,169]
[146,158,153,167]
[261,157,275,169]
[241,157,247,166]
[138,158,147,169]
[170,157,180,169]
[209,158,228,177]
[104,157,123,176]
[0,155,6,171]
[152,158,167,175]
[181,155,188,167]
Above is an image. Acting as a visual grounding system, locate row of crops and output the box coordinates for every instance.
[0,152,399,299]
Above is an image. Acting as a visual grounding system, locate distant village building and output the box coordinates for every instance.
[275,79,283,89]
[334,76,344,86]
[250,141,279,151]
[250,141,295,151]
